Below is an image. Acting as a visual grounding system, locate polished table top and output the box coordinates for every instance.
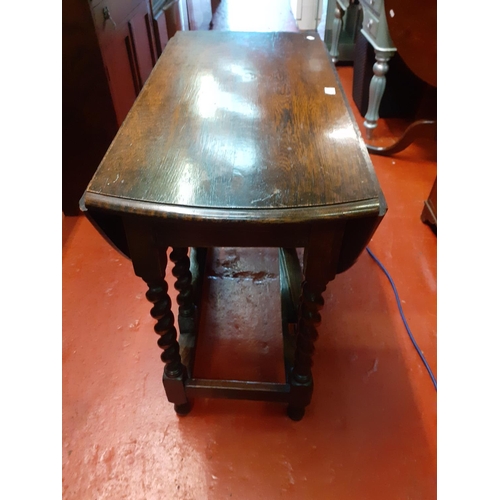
[83,31,384,225]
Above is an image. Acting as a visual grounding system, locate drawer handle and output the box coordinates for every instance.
[369,0,374,4]
[103,6,117,28]
[367,19,374,29]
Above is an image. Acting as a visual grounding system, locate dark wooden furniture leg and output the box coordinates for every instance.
[171,247,207,383]
[124,219,190,415]
[288,225,344,421]
[190,247,208,305]
[170,247,196,335]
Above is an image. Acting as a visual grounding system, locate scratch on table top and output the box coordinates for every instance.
[250,188,281,205]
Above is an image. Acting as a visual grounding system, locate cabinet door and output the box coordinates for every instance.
[128,2,156,87]
[100,26,138,125]
[152,9,169,57]
[96,1,155,125]
[164,2,182,39]
[152,0,189,58]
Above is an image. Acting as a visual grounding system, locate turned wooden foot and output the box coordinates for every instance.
[287,405,305,421]
[146,279,190,408]
[124,219,190,410]
[174,401,192,416]
[287,280,326,418]
[146,280,184,377]
[287,226,344,419]
[293,280,325,380]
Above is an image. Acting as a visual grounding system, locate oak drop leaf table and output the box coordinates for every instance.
[81,31,387,420]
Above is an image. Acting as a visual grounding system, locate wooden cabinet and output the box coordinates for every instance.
[151,0,189,57]
[90,0,191,125]
[63,0,199,215]
[63,0,118,216]
[91,0,156,125]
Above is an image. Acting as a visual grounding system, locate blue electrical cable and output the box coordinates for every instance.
[366,246,437,391]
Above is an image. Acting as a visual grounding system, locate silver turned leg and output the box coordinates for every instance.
[329,2,345,64]
[364,49,392,139]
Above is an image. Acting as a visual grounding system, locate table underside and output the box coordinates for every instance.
[176,247,300,404]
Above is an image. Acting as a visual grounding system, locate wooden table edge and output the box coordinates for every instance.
[81,191,385,223]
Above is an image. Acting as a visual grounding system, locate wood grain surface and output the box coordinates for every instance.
[384,0,436,87]
[85,31,381,215]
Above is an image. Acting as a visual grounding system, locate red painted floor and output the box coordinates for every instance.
[62,45,437,500]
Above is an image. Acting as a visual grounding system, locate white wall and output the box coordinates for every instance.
[291,0,323,30]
